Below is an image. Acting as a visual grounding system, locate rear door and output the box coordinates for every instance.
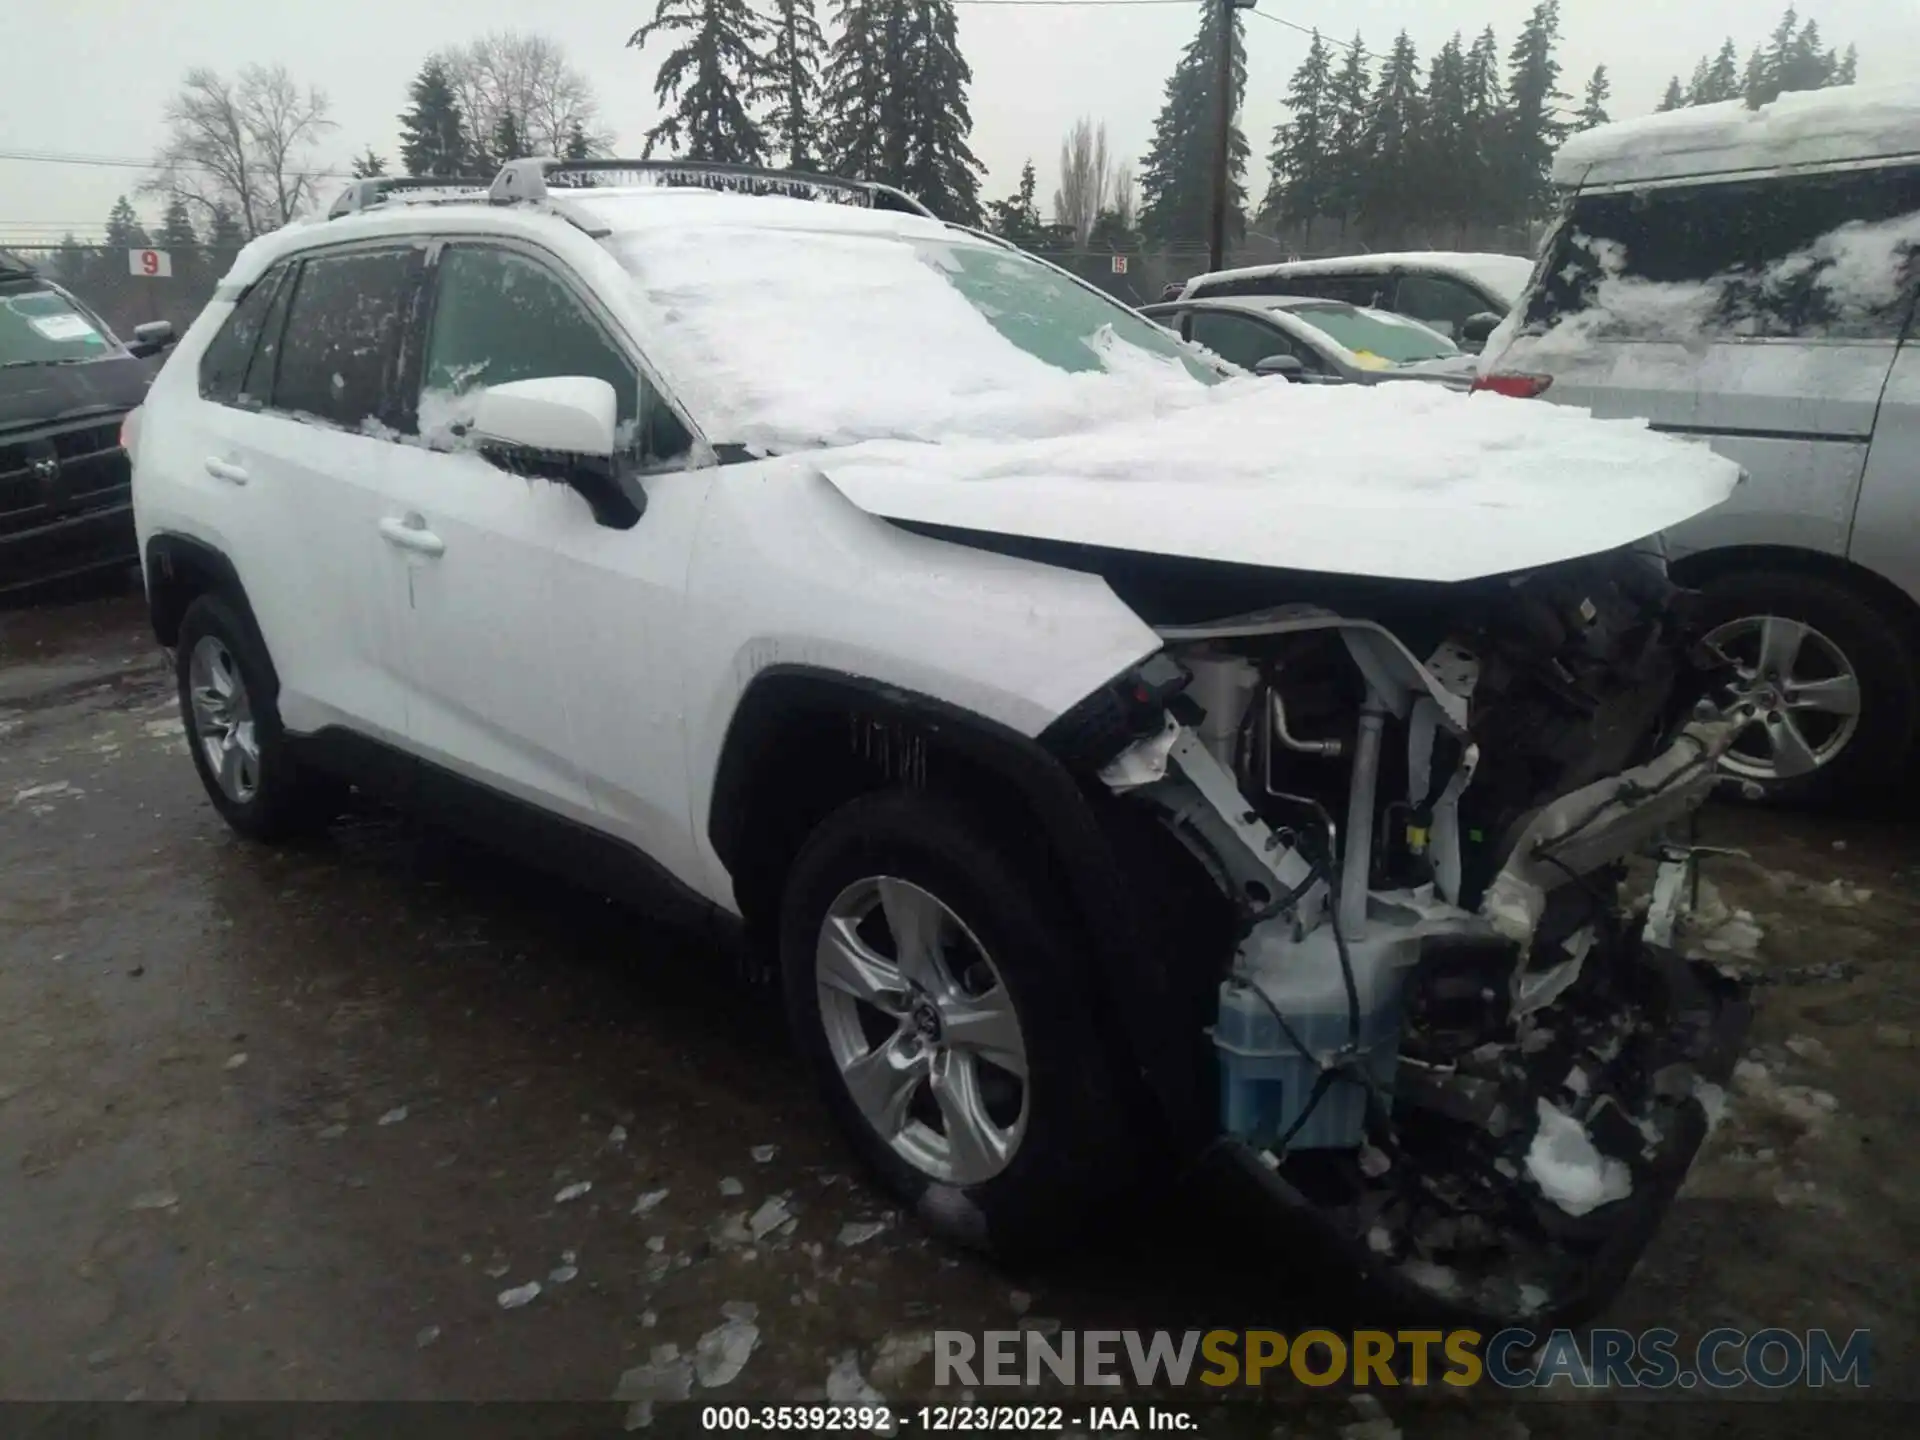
[1520,167,1920,562]
[238,242,428,748]
[1849,288,1920,608]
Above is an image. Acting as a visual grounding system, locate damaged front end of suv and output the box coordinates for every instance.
[1042,543,1751,1329]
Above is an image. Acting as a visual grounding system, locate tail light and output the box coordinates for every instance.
[1471,373,1553,399]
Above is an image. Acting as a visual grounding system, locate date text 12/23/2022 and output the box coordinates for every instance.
[700,1407,1196,1432]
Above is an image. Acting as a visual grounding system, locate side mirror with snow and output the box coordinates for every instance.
[470,376,641,529]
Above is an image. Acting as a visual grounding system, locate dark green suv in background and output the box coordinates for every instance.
[1,249,174,595]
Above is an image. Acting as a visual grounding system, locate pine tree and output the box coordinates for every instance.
[1699,40,1742,103]
[1502,0,1567,223]
[893,1,983,222]
[1357,31,1424,243]
[1137,0,1248,250]
[1322,34,1374,238]
[1684,57,1711,106]
[351,148,389,178]
[1743,45,1768,106]
[821,0,902,182]
[488,111,530,170]
[1459,27,1506,231]
[1657,76,1685,112]
[207,205,245,253]
[158,197,198,251]
[1263,29,1335,241]
[1781,18,1836,95]
[984,159,1045,246]
[105,196,151,250]
[629,0,772,164]
[1836,44,1858,84]
[766,0,827,170]
[1417,35,1470,239]
[564,121,594,160]
[1574,65,1611,131]
[399,60,472,177]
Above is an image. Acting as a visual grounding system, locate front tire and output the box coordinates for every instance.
[176,593,338,841]
[1694,569,1918,808]
[779,790,1133,1257]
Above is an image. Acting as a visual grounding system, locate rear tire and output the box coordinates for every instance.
[1694,569,1918,808]
[779,790,1134,1258]
[176,593,339,841]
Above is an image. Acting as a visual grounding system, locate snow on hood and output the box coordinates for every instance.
[821,378,1742,584]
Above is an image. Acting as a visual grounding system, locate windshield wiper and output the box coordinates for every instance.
[0,357,90,370]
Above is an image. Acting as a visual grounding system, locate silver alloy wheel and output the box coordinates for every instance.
[815,876,1029,1185]
[1704,613,1862,782]
[187,634,262,805]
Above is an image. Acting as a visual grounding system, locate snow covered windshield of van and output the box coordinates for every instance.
[609,224,1218,450]
[1285,303,1460,365]
[1517,164,1920,348]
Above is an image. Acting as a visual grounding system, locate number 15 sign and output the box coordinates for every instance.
[128,248,173,278]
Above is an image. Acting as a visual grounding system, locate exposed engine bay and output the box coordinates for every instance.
[1069,542,1751,1328]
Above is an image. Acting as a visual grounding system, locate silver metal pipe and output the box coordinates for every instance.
[1269,687,1344,758]
[1340,702,1387,940]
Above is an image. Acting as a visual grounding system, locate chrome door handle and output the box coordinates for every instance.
[204,457,249,485]
[378,514,445,557]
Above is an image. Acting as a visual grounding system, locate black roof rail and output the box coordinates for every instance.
[328,175,490,219]
[486,157,938,219]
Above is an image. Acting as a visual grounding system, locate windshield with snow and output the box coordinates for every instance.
[0,283,114,367]
[610,223,1220,450]
[1524,164,1920,341]
[1285,303,1460,366]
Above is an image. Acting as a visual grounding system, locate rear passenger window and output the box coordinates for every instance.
[1528,165,1920,340]
[422,245,691,463]
[1394,275,1490,339]
[271,247,423,431]
[198,266,286,405]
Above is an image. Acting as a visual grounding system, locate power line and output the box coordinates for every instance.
[1249,7,1372,61]
[0,147,354,180]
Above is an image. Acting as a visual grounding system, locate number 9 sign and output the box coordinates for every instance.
[128,248,174,279]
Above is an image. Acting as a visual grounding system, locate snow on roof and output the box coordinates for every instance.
[568,186,956,242]
[1554,80,1920,189]
[1189,252,1535,304]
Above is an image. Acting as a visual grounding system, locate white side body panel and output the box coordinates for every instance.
[677,460,1163,908]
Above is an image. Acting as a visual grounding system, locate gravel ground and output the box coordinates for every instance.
[1,591,1914,1435]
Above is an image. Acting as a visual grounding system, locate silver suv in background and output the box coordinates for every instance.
[1479,81,1920,806]
[1178,252,1535,351]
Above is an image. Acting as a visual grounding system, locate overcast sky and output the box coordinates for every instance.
[4,0,1916,245]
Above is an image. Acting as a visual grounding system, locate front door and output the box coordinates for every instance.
[383,239,711,890]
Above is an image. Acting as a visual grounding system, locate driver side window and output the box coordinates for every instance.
[1190,310,1298,372]
[422,245,690,463]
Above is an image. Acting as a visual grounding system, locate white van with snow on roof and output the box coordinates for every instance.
[1479,81,1920,807]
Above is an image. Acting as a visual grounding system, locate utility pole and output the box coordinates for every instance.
[1208,0,1255,274]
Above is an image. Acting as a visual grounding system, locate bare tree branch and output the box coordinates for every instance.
[1051,117,1111,247]
[437,32,613,160]
[142,65,334,239]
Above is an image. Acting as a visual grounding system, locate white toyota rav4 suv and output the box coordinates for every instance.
[132,158,1752,1326]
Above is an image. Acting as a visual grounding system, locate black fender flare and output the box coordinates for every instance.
[143,533,279,694]
[707,664,1204,1139]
